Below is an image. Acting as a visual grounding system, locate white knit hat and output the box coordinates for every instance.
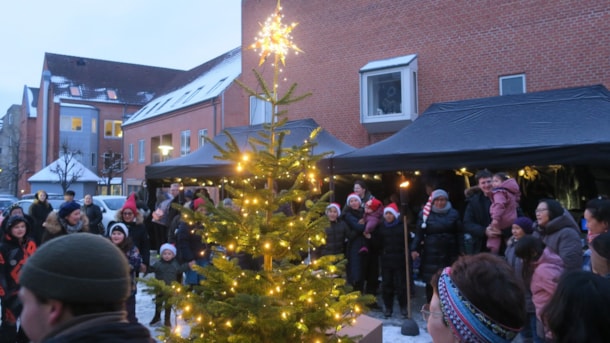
[160,243,177,256]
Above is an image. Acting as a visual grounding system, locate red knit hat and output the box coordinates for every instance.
[384,202,400,218]
[193,197,206,209]
[366,198,382,211]
[122,193,138,214]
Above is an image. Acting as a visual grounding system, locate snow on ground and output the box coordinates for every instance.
[136,275,433,342]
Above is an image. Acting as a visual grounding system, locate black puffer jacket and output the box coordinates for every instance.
[462,187,491,254]
[411,208,462,283]
[319,219,350,257]
[378,218,406,267]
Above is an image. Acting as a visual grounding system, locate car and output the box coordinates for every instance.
[0,198,15,213]
[4,198,65,216]
[0,194,19,203]
[79,195,127,235]
[21,193,64,200]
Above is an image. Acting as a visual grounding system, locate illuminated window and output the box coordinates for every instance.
[104,120,123,138]
[181,130,191,156]
[60,115,83,131]
[92,118,97,133]
[107,89,118,100]
[69,86,81,96]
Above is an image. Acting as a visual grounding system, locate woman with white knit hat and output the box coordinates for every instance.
[410,189,462,304]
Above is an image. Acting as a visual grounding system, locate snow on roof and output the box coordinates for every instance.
[28,158,100,183]
[360,54,417,73]
[123,49,241,126]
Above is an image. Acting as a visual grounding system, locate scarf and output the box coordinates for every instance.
[438,267,520,342]
[431,201,452,215]
[60,217,84,234]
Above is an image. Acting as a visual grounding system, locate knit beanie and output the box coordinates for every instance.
[591,232,610,276]
[193,197,206,209]
[384,203,400,218]
[513,217,534,234]
[542,199,564,220]
[346,193,361,206]
[184,189,194,199]
[160,243,177,256]
[431,189,449,201]
[110,222,129,237]
[58,200,81,219]
[122,193,138,214]
[19,233,130,303]
[366,198,382,212]
[326,203,341,216]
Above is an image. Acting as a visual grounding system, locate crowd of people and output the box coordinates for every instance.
[1,173,610,342]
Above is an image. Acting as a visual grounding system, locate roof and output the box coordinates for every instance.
[123,47,241,126]
[28,158,100,183]
[331,84,610,173]
[44,52,184,107]
[146,118,355,182]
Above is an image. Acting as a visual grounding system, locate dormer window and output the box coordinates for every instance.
[70,86,81,97]
[360,54,418,133]
[106,89,118,100]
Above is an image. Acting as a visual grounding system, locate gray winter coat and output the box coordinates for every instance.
[534,210,583,272]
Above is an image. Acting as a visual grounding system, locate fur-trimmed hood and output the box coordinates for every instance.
[43,211,90,236]
[114,207,144,224]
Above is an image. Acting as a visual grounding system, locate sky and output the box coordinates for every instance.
[0,0,242,116]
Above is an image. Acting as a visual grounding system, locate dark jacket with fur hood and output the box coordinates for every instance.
[41,211,90,244]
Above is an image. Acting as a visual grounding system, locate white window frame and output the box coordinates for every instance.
[104,120,123,138]
[128,143,134,162]
[499,74,526,95]
[180,130,191,156]
[138,139,145,163]
[249,95,272,125]
[60,115,83,132]
[198,129,208,148]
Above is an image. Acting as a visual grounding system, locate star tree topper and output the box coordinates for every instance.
[250,0,303,66]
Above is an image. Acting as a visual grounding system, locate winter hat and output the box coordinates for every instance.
[541,199,564,220]
[431,189,449,201]
[160,243,177,256]
[20,233,130,303]
[384,203,400,218]
[110,222,129,237]
[326,203,341,216]
[346,193,361,205]
[366,198,382,212]
[58,200,81,219]
[193,197,206,209]
[122,193,138,214]
[513,217,534,234]
[5,215,30,234]
[591,232,610,276]
[184,189,194,200]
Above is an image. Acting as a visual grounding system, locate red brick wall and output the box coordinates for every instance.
[242,0,610,147]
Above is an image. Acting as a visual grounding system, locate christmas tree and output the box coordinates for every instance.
[145,2,373,342]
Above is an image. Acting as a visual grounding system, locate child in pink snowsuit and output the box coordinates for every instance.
[359,198,383,254]
[487,172,521,254]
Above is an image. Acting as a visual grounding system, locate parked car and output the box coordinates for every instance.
[79,195,126,235]
[0,198,15,216]
[0,194,19,203]
[21,193,64,200]
[4,199,65,216]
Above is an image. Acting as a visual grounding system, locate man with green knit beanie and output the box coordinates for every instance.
[18,233,154,343]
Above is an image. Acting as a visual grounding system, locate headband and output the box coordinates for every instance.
[438,267,520,342]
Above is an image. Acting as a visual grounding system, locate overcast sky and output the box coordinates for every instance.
[0,0,242,116]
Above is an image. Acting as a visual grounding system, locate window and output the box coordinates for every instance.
[104,120,123,138]
[106,89,118,100]
[181,130,191,156]
[91,153,96,167]
[250,95,272,125]
[60,115,83,131]
[184,87,204,103]
[198,129,208,148]
[207,78,227,94]
[103,152,123,170]
[69,86,81,97]
[138,139,145,163]
[91,118,97,133]
[500,74,526,95]
[359,55,418,133]
[128,144,134,162]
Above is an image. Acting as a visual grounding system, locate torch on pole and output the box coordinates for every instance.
[399,181,419,336]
